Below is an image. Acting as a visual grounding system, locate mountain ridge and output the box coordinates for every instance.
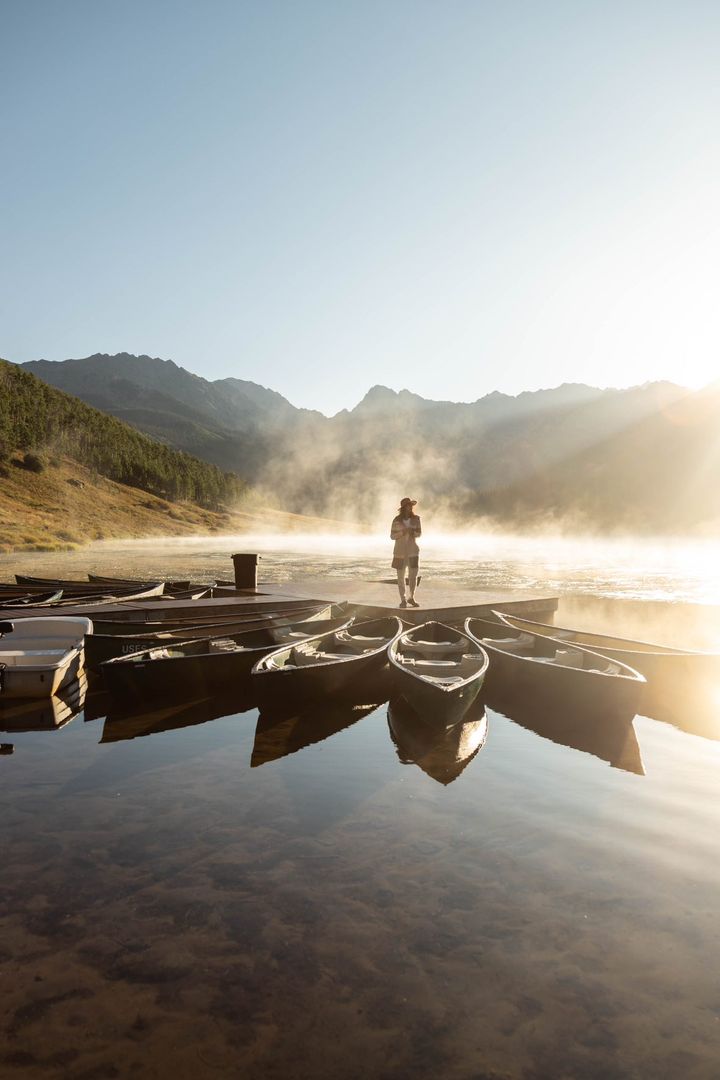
[15,352,719,533]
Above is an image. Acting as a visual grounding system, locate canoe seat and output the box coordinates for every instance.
[209,638,239,652]
[405,639,466,656]
[587,662,623,675]
[290,647,351,666]
[400,657,460,668]
[533,648,585,669]
[484,632,535,654]
[333,631,386,654]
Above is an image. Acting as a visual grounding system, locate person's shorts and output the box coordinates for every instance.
[392,555,419,570]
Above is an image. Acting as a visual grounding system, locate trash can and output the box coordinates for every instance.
[232,553,260,590]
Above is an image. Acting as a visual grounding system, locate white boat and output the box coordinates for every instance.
[0,617,92,698]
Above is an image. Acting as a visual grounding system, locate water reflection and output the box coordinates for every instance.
[388,697,489,784]
[252,699,381,767]
[101,688,256,743]
[91,666,653,780]
[487,686,645,775]
[638,685,720,742]
[0,673,87,733]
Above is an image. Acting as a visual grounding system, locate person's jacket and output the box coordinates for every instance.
[390,514,421,558]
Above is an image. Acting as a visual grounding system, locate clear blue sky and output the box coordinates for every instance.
[2,0,719,414]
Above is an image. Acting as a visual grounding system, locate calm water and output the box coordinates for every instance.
[2,536,720,1078]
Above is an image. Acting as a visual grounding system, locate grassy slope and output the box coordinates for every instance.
[0,454,346,553]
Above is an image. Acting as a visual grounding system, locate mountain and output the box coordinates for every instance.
[0,359,346,552]
[17,353,720,533]
[21,354,318,474]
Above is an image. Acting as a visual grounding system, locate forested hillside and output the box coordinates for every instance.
[1,359,244,509]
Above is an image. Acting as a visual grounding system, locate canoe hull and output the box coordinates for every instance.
[481,641,643,723]
[496,611,720,723]
[254,648,392,709]
[101,617,353,703]
[253,618,403,709]
[391,669,484,727]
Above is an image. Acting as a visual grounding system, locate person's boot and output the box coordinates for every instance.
[407,597,419,608]
[399,598,408,608]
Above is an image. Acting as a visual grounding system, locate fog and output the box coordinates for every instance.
[2,531,719,649]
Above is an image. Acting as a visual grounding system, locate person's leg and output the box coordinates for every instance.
[407,563,418,600]
[396,562,407,601]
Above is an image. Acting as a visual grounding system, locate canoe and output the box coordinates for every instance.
[84,603,339,671]
[387,696,489,784]
[495,610,720,724]
[88,575,208,598]
[7,596,337,629]
[0,583,65,598]
[252,617,404,707]
[388,621,489,726]
[15,575,166,598]
[465,616,645,723]
[0,617,92,698]
[0,590,64,608]
[101,615,355,702]
[88,573,190,589]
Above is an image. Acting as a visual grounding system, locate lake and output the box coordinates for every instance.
[1,534,720,1079]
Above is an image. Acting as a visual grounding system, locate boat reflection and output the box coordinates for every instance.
[638,684,720,741]
[252,694,386,767]
[387,697,489,785]
[101,686,256,743]
[490,687,645,775]
[0,674,87,733]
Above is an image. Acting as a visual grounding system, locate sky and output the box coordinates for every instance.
[2,0,719,415]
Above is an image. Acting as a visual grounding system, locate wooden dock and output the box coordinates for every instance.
[1,577,559,627]
[254,578,558,626]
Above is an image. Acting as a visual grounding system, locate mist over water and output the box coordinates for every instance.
[3,531,719,647]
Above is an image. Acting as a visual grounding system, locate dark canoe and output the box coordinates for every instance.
[388,621,489,727]
[15,575,166,598]
[0,590,63,608]
[84,604,338,671]
[101,616,355,703]
[89,575,204,597]
[0,583,66,598]
[88,574,192,589]
[496,610,720,725]
[76,598,340,632]
[465,616,645,724]
[387,696,489,785]
[252,617,403,707]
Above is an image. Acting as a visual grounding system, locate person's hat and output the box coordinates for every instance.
[399,497,417,507]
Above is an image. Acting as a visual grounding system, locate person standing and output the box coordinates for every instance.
[391,497,422,608]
